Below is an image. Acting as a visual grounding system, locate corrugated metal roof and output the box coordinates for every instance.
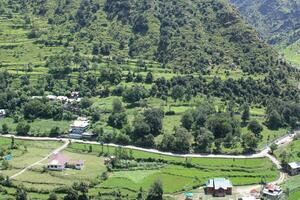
[214,178,232,189]
[288,162,300,169]
[206,178,232,189]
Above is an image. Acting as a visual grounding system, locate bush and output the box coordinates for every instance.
[165,111,175,115]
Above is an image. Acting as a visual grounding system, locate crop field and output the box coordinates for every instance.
[68,143,279,196]
[0,138,279,199]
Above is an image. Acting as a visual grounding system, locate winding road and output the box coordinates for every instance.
[1,131,296,183]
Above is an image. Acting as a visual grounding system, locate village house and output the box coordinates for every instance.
[0,109,6,118]
[287,161,300,176]
[261,184,283,200]
[47,153,84,171]
[69,117,90,139]
[205,178,233,197]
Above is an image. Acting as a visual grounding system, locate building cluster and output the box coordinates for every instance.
[32,92,81,109]
[47,153,84,171]
[201,177,283,200]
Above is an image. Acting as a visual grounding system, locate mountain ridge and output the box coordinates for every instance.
[0,0,291,75]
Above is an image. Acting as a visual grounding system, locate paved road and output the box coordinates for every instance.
[1,132,296,182]
[9,139,70,179]
[1,133,295,163]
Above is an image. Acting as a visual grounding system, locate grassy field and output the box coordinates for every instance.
[0,118,71,136]
[68,143,279,194]
[0,138,280,199]
[282,39,300,68]
[282,175,300,200]
[275,139,300,163]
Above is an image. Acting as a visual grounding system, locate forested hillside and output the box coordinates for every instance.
[0,0,295,73]
[229,0,300,66]
[0,0,299,155]
[229,0,300,45]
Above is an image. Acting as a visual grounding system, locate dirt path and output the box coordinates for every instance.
[9,140,70,179]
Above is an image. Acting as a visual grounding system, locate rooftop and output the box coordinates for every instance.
[206,178,233,190]
[262,184,283,197]
[71,118,89,128]
[288,161,300,169]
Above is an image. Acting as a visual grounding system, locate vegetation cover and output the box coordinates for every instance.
[229,0,300,66]
[0,0,299,198]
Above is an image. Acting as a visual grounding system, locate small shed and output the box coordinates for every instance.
[185,192,193,200]
[0,109,6,118]
[287,161,300,176]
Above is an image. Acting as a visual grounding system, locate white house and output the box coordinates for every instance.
[261,184,283,200]
[47,153,84,171]
[69,117,90,138]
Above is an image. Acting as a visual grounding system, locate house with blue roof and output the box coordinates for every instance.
[205,178,233,197]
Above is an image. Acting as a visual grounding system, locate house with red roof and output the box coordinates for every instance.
[47,153,84,171]
[261,184,283,200]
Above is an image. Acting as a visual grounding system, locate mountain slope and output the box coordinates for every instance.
[229,0,300,45]
[0,0,292,74]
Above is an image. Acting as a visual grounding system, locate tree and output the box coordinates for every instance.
[146,180,163,200]
[137,187,144,200]
[10,136,15,149]
[107,112,128,129]
[270,143,278,154]
[194,128,215,153]
[80,98,92,109]
[171,85,185,102]
[48,193,58,200]
[132,115,150,138]
[241,132,259,152]
[112,98,124,113]
[16,186,27,200]
[159,134,175,151]
[181,111,194,130]
[206,113,238,139]
[2,123,8,134]
[133,15,149,34]
[64,187,79,200]
[279,150,292,167]
[145,72,154,84]
[266,110,282,130]
[122,85,149,104]
[143,108,164,136]
[173,127,193,153]
[16,121,30,136]
[247,120,263,137]
[50,127,61,137]
[241,103,250,123]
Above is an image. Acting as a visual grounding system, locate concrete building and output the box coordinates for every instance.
[69,117,90,138]
[205,178,233,197]
[261,184,283,200]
